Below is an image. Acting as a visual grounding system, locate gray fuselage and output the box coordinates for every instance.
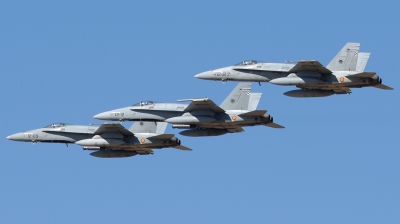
[94,104,275,130]
[195,63,381,90]
[6,123,180,150]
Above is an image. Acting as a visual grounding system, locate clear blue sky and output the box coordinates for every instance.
[1,1,399,223]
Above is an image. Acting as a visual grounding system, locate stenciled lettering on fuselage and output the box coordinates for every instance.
[213,72,230,77]
[27,134,38,139]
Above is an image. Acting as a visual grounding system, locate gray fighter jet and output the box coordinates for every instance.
[94,83,284,137]
[195,43,393,97]
[6,122,191,158]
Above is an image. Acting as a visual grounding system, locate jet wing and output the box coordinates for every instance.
[93,124,134,136]
[374,84,394,90]
[173,145,192,151]
[178,98,225,113]
[264,123,285,128]
[288,61,332,74]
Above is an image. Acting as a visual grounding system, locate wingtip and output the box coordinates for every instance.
[374,84,394,90]
[173,145,192,151]
[265,123,285,128]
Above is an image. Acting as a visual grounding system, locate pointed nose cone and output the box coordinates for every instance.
[6,133,24,141]
[194,71,213,80]
[93,112,110,120]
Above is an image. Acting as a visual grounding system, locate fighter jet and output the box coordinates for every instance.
[6,122,191,158]
[94,83,284,137]
[195,43,393,97]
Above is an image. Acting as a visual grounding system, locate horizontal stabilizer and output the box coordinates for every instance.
[173,145,192,151]
[374,84,394,90]
[147,134,175,140]
[346,72,376,78]
[264,123,285,128]
[239,110,267,116]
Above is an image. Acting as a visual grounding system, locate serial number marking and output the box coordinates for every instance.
[28,134,38,139]
[213,72,230,77]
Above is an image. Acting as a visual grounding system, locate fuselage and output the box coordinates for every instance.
[195,62,381,90]
[6,123,181,150]
[94,104,275,130]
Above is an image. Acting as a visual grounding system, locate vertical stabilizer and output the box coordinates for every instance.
[326,42,360,71]
[220,83,252,110]
[248,93,262,111]
[155,122,168,134]
[128,122,159,133]
[356,52,371,72]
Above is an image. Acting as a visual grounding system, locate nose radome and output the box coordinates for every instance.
[194,71,212,79]
[93,112,109,120]
[6,133,24,141]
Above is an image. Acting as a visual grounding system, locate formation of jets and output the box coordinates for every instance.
[7,43,393,158]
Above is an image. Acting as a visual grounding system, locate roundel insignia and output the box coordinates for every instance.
[232,115,237,121]
[340,77,345,83]
[140,138,145,143]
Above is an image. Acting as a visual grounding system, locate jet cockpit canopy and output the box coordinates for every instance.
[132,101,160,106]
[234,60,263,66]
[43,123,70,128]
